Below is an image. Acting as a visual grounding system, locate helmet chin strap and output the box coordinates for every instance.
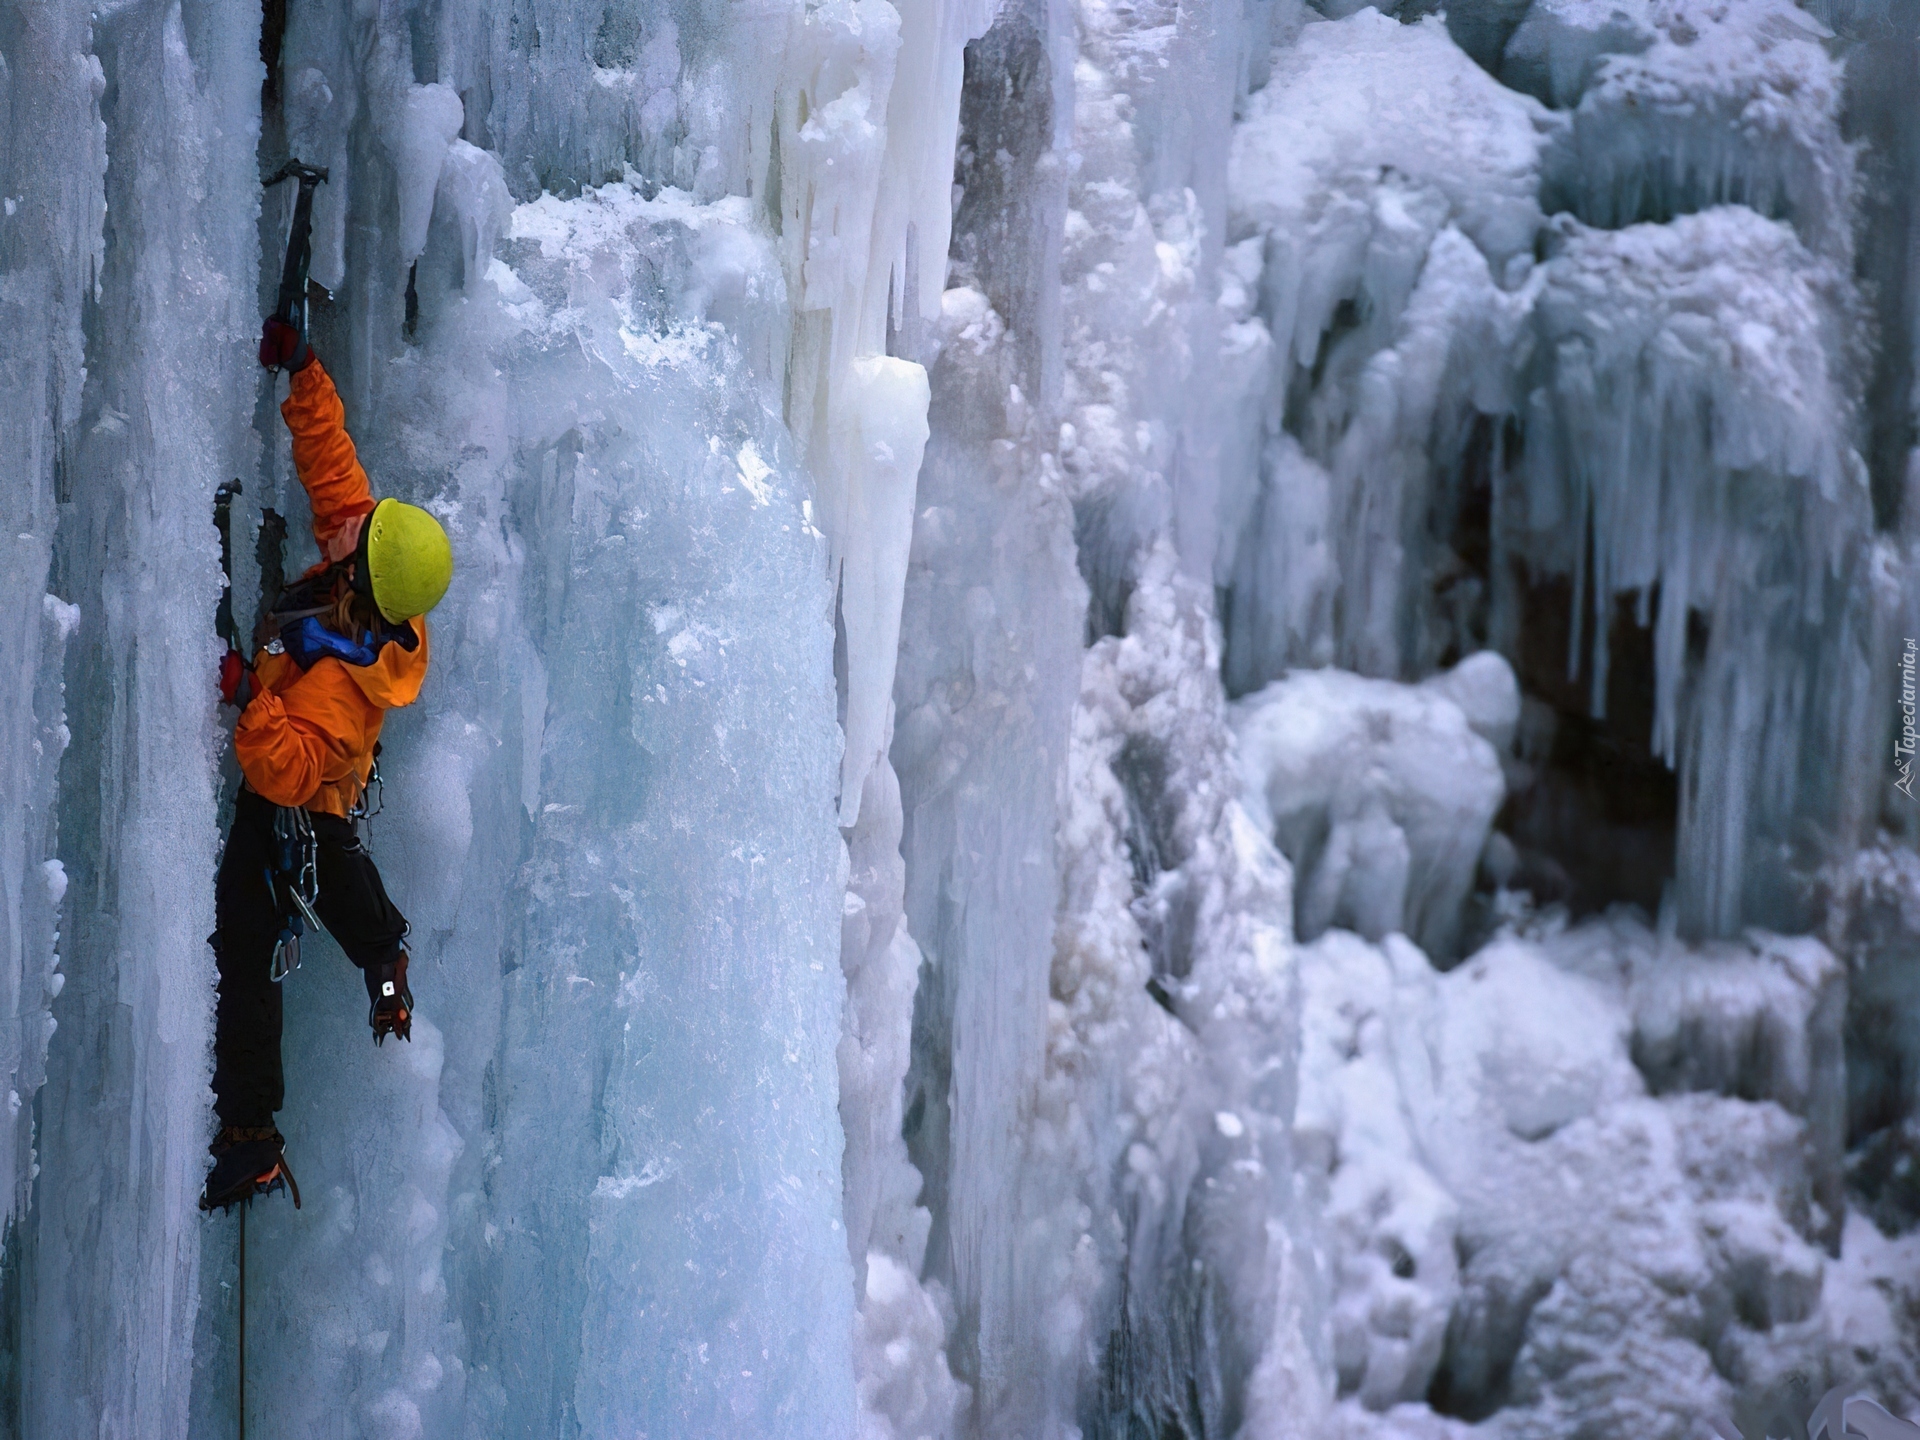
[348,510,378,602]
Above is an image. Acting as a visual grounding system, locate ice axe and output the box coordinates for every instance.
[263,159,329,343]
[213,479,242,651]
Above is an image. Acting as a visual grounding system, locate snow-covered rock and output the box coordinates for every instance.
[1539,0,1853,263]
[1232,656,1516,957]
[1296,911,1873,1439]
[1502,0,1658,109]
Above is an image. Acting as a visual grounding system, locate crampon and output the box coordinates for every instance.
[200,1128,302,1213]
[368,953,413,1045]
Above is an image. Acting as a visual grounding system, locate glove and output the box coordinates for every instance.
[257,316,312,373]
[218,649,257,709]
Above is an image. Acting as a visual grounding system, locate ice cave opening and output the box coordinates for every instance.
[0,0,1917,1437]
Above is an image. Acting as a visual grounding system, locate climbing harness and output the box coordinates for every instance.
[265,806,321,983]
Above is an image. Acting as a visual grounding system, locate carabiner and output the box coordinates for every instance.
[269,923,301,982]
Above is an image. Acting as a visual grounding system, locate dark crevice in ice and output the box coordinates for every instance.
[1077,494,1137,644]
[1115,736,1199,982]
[1084,1198,1236,1440]
[1495,574,1679,921]
[1422,411,1510,673]
[1840,23,1920,529]
[1427,1257,1552,1422]
[259,0,287,110]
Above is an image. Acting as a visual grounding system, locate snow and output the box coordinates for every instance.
[1538,0,1853,263]
[1295,913,1873,1440]
[1229,13,1550,275]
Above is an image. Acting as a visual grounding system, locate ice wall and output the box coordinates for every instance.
[8,0,979,1431]
[209,180,866,1438]
[3,0,1917,1437]
[1,2,260,1436]
[1209,2,1920,1435]
[1215,0,1900,942]
[179,0,993,1428]
[887,0,1334,1432]
[0,0,97,1235]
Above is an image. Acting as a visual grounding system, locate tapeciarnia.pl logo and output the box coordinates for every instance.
[1898,638,1917,800]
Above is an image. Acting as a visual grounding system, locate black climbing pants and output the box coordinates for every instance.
[211,788,408,1131]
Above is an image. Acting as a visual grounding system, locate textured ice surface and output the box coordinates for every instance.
[1538,0,1852,260]
[1502,0,1659,108]
[883,0,1328,1429]
[1826,842,1920,1234]
[1222,8,1548,686]
[1518,206,1880,935]
[0,0,96,1236]
[11,5,259,1437]
[1294,914,1879,1440]
[1222,0,1892,945]
[221,170,867,1437]
[1232,657,1515,958]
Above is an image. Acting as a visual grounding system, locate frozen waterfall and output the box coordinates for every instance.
[1,0,1917,1437]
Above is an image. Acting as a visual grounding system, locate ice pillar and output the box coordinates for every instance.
[21,2,259,1437]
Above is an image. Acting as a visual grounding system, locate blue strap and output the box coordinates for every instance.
[281,613,416,671]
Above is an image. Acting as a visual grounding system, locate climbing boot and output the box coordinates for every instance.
[367,952,412,1045]
[200,1127,301,1212]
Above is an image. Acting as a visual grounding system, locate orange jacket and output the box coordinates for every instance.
[234,361,430,816]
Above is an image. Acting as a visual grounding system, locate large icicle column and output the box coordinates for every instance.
[892,0,1089,1430]
[9,1,261,1436]
[894,0,1329,1432]
[0,0,96,1239]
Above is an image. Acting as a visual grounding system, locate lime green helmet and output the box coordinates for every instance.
[361,498,453,623]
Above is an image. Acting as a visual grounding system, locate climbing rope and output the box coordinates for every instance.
[237,1200,247,1440]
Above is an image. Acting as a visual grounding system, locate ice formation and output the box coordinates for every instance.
[0,0,1916,1437]
[1301,909,1899,1440]
[1232,654,1518,958]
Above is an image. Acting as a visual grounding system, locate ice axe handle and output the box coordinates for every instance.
[214,480,242,649]
[264,161,328,329]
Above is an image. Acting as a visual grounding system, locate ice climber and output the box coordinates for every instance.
[200,316,453,1213]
